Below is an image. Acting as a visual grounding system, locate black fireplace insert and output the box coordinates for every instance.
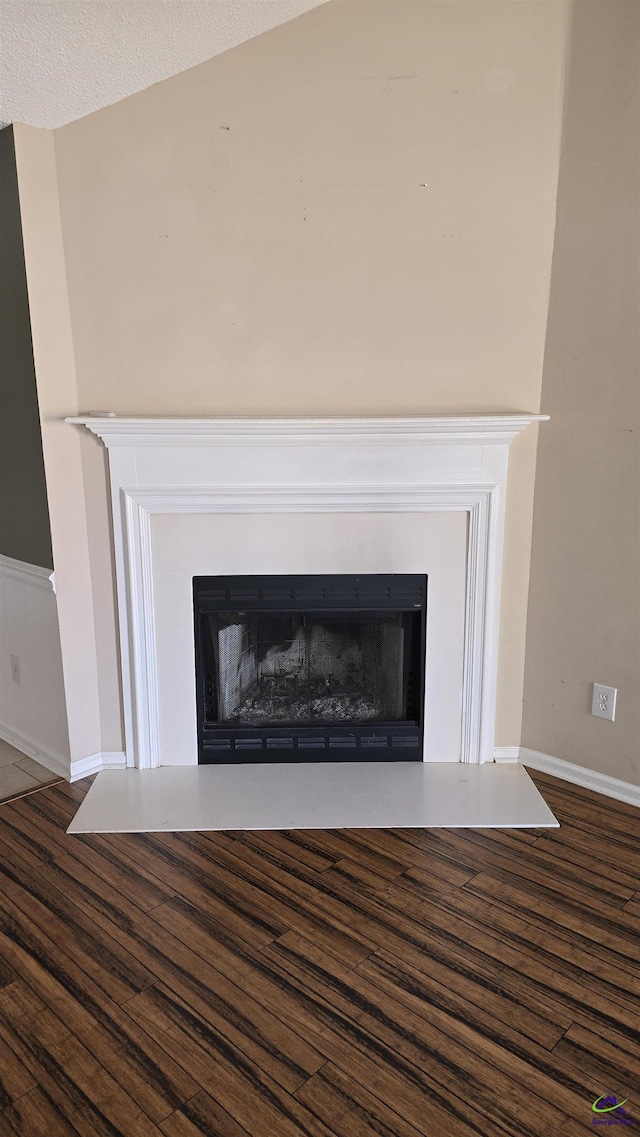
[193,574,427,763]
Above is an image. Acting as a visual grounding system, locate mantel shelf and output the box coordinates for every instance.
[66,413,548,448]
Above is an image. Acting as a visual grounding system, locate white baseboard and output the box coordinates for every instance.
[0,718,69,780]
[519,747,640,809]
[0,717,127,785]
[70,751,127,782]
[493,746,520,763]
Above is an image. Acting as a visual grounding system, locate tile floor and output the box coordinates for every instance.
[0,738,60,803]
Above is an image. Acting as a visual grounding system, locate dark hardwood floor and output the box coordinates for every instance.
[0,767,637,1135]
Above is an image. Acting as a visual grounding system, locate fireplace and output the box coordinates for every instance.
[194,574,427,763]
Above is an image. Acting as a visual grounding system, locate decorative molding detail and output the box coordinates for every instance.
[125,484,494,513]
[67,413,544,770]
[123,484,497,770]
[520,747,640,808]
[0,553,55,592]
[494,746,520,762]
[67,414,548,448]
[70,750,127,782]
[0,718,69,780]
[123,493,161,771]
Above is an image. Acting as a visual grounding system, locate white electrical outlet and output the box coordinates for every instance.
[10,655,21,684]
[591,683,617,721]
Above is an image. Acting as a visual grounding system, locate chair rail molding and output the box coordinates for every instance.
[0,552,55,592]
[67,414,547,770]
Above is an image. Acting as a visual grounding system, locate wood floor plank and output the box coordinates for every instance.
[0,979,47,1023]
[0,804,69,867]
[355,947,633,1121]
[533,801,640,860]
[394,862,640,995]
[331,853,474,901]
[293,1062,431,1137]
[0,1029,37,1107]
[160,1090,254,1137]
[275,827,412,880]
[0,1086,81,1137]
[24,786,80,830]
[136,955,326,1097]
[50,777,94,808]
[0,951,18,991]
[4,794,80,859]
[552,1022,640,1096]
[149,894,347,1044]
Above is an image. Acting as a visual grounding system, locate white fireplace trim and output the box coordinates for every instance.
[67,414,542,447]
[127,484,494,769]
[67,414,546,770]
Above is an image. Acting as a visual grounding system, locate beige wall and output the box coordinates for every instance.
[523,1,640,786]
[13,125,102,770]
[0,126,53,570]
[25,1,568,758]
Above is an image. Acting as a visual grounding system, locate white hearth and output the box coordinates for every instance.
[67,415,545,769]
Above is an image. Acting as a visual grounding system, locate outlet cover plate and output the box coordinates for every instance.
[591,683,617,721]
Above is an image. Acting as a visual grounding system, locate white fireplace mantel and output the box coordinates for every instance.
[67,414,547,770]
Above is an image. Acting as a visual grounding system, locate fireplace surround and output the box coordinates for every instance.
[67,414,546,769]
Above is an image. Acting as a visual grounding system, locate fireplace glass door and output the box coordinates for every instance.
[212,612,408,724]
[194,575,427,763]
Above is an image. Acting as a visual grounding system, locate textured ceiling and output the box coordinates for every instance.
[0,0,326,129]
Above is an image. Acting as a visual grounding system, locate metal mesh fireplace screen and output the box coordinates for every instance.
[206,612,407,725]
